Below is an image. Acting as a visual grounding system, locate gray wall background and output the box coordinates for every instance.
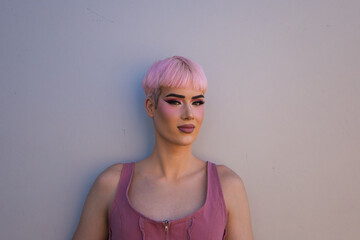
[1,1,359,239]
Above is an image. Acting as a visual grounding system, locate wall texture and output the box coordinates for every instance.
[1,0,359,239]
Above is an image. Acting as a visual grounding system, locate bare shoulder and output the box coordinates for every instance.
[72,163,124,239]
[216,165,248,210]
[84,162,124,211]
[216,165,254,239]
[93,163,123,196]
[216,164,245,191]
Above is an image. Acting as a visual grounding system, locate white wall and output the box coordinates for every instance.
[1,1,359,239]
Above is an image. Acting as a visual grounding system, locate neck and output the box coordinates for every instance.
[147,138,195,180]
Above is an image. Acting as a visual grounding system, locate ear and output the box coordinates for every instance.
[145,97,155,118]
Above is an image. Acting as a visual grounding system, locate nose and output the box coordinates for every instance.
[181,104,194,120]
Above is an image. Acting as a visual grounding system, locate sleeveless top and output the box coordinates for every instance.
[108,161,227,240]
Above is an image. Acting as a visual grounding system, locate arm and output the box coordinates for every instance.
[218,165,254,240]
[72,164,122,240]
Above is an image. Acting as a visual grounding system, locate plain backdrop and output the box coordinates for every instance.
[1,1,359,239]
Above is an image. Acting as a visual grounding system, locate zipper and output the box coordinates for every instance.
[164,220,169,239]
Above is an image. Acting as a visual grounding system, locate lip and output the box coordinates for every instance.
[178,124,195,133]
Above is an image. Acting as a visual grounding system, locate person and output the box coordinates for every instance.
[73,56,254,240]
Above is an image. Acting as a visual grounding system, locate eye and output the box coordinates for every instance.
[192,100,205,106]
[164,99,181,105]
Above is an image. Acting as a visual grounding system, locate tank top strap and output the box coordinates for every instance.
[114,162,135,204]
[206,162,227,219]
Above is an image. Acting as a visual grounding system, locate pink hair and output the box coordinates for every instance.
[142,56,208,100]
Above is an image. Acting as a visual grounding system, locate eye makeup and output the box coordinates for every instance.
[192,100,205,106]
[162,91,205,109]
[163,98,181,105]
[163,98,205,106]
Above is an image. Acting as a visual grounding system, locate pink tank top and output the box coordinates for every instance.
[109,161,227,239]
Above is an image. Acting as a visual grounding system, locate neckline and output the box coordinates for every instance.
[125,161,210,224]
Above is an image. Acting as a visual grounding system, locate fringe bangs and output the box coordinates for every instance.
[142,56,207,98]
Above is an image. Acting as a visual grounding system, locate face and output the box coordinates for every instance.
[147,87,205,146]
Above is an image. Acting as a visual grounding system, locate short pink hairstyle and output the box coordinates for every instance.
[142,56,208,102]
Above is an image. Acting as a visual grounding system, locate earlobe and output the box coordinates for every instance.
[145,97,155,118]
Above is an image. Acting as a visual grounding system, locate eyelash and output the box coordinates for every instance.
[164,99,205,106]
[192,100,205,106]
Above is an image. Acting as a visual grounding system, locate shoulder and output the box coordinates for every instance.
[216,164,245,190]
[86,163,125,211]
[216,164,248,211]
[215,164,254,239]
[93,163,124,196]
[72,163,125,239]
[97,163,124,185]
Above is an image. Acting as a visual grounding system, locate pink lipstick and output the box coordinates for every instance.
[178,124,195,133]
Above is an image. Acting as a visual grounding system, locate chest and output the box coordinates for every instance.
[127,170,207,221]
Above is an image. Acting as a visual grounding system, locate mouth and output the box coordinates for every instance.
[177,124,195,133]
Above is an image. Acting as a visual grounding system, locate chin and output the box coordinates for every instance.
[171,135,198,146]
[176,140,195,146]
[156,129,199,146]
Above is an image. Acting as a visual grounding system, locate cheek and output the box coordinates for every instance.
[194,107,204,121]
[157,102,178,120]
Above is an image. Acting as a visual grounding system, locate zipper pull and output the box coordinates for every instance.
[164,220,169,232]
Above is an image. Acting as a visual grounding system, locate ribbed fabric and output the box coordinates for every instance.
[109,161,227,240]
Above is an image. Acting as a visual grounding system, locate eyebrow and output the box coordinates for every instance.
[164,93,205,99]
